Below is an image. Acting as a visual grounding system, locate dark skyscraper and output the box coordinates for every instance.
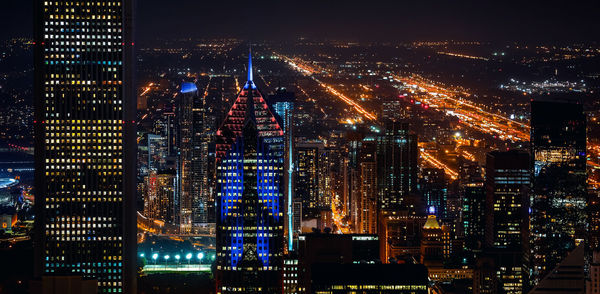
[215,52,285,293]
[462,182,485,253]
[376,121,418,211]
[178,82,196,233]
[530,100,587,283]
[33,1,136,293]
[419,168,448,219]
[485,150,530,294]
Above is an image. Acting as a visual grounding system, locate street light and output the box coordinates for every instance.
[152,253,158,265]
[186,253,192,265]
[175,254,181,264]
[197,252,204,262]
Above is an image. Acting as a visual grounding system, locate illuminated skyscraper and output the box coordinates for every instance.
[530,100,587,283]
[419,168,447,219]
[485,150,530,294]
[295,142,321,219]
[178,82,197,233]
[215,51,285,293]
[377,121,418,211]
[358,138,377,234]
[462,182,485,253]
[33,1,136,292]
[268,87,296,250]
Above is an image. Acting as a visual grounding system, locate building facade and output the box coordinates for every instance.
[530,100,587,283]
[215,52,285,293]
[33,0,136,292]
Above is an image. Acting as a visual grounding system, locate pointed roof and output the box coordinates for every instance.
[215,53,283,162]
[423,215,441,229]
[529,245,584,294]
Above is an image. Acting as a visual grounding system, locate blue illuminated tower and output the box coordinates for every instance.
[268,87,296,251]
[215,50,285,293]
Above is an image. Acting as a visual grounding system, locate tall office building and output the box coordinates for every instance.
[358,138,377,234]
[178,82,197,233]
[268,87,296,251]
[295,142,321,219]
[530,100,587,283]
[215,52,285,293]
[33,1,136,293]
[462,182,485,253]
[485,150,530,294]
[143,170,176,224]
[419,168,447,219]
[376,121,418,211]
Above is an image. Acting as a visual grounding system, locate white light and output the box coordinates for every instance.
[197,252,204,260]
[186,253,192,260]
[175,254,180,260]
[164,255,170,260]
[152,253,158,260]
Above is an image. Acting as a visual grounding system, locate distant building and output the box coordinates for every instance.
[178,82,197,233]
[419,168,447,219]
[358,138,377,234]
[310,263,428,294]
[143,171,176,224]
[462,182,485,253]
[215,52,285,294]
[420,214,451,268]
[376,122,418,211]
[296,142,322,219]
[485,150,530,294]
[530,100,587,283]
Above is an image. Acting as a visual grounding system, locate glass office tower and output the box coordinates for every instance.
[33,1,136,293]
[215,51,285,293]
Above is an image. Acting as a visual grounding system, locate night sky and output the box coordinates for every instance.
[2,0,600,43]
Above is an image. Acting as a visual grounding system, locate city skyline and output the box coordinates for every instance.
[0,2,599,294]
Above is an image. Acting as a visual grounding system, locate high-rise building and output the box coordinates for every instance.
[178,82,196,233]
[295,142,321,219]
[485,150,530,294]
[530,100,587,283]
[358,138,377,234]
[215,52,285,294]
[419,168,447,219]
[377,121,418,211]
[33,1,136,292]
[462,182,485,253]
[268,87,296,251]
[143,171,176,224]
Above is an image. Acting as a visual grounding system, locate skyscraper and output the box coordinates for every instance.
[530,100,587,283]
[377,121,418,211]
[33,1,136,292]
[358,138,377,234]
[178,82,196,233]
[268,87,295,251]
[295,142,321,219]
[462,182,485,254]
[215,51,285,293]
[419,168,448,219]
[485,150,530,294]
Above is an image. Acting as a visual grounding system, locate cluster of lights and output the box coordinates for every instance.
[139,252,212,263]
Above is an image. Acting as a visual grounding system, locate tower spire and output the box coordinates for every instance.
[248,45,253,82]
